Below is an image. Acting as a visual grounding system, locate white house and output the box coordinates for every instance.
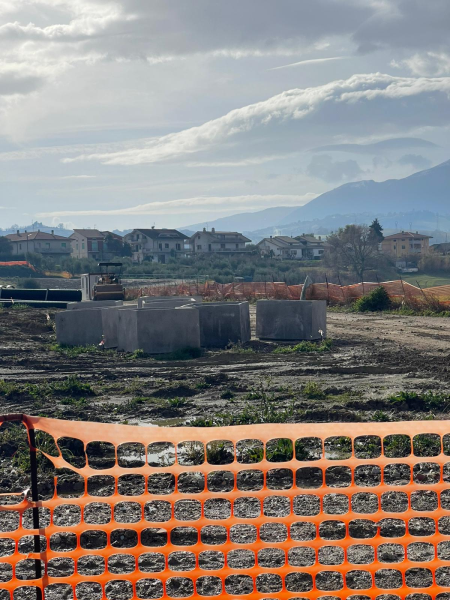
[124,228,189,263]
[189,228,251,254]
[6,230,72,258]
[257,235,325,260]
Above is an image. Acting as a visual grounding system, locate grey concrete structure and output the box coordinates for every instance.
[194,301,250,348]
[138,295,202,308]
[56,308,104,346]
[67,300,123,310]
[102,304,138,349]
[256,300,326,341]
[117,306,200,354]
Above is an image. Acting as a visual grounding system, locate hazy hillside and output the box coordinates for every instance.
[282,159,450,224]
[183,206,297,233]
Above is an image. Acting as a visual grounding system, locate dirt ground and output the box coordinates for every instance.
[1,305,450,598]
[0,305,449,426]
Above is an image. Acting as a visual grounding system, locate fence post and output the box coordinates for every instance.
[28,426,43,599]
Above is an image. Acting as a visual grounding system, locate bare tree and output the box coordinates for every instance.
[325,224,380,281]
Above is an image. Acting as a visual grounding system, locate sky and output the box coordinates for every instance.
[0,0,449,231]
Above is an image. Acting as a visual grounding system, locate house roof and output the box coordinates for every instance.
[383,231,433,240]
[190,230,251,243]
[6,231,69,242]
[71,229,105,239]
[130,229,189,240]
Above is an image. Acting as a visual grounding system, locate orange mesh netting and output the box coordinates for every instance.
[125,280,450,305]
[2,415,450,599]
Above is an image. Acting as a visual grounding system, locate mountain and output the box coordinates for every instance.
[182,206,297,233]
[0,221,73,237]
[280,160,450,224]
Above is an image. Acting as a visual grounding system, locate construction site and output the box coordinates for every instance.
[1,277,450,600]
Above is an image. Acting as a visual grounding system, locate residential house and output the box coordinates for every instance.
[381,231,432,258]
[5,230,72,258]
[257,235,325,260]
[124,228,189,263]
[70,229,106,260]
[189,228,251,254]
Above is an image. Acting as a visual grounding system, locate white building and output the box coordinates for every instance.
[6,230,72,258]
[70,229,106,260]
[189,228,251,254]
[124,228,189,264]
[257,235,325,260]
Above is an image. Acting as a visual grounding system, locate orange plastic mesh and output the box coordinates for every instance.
[2,416,450,599]
[124,280,450,305]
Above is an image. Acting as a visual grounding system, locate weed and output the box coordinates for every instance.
[221,390,235,400]
[167,397,189,408]
[226,341,255,353]
[154,347,202,361]
[0,380,20,398]
[130,349,148,359]
[49,343,99,357]
[266,438,293,462]
[303,381,326,400]
[206,441,234,464]
[386,390,450,412]
[195,380,210,390]
[125,396,148,410]
[353,286,391,312]
[273,339,332,354]
[9,304,29,311]
[384,434,411,457]
[52,376,95,397]
[60,397,90,408]
[372,410,392,422]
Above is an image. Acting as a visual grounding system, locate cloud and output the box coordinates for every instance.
[37,193,316,218]
[64,74,450,166]
[306,154,364,182]
[269,56,348,71]
[397,154,432,170]
[353,0,450,54]
[392,52,450,76]
[314,137,437,154]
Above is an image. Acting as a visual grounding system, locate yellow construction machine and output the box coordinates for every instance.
[93,262,125,301]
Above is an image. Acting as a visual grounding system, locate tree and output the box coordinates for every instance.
[325,224,380,281]
[0,236,12,256]
[104,233,132,257]
[369,218,384,242]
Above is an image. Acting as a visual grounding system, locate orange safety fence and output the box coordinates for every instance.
[0,261,36,270]
[125,280,450,305]
[2,415,450,599]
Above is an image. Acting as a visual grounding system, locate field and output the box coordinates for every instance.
[1,305,449,429]
[402,273,450,288]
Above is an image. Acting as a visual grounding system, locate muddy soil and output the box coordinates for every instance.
[0,306,449,426]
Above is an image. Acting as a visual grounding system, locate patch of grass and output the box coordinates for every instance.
[384,434,411,457]
[220,389,235,400]
[51,376,95,397]
[195,380,210,390]
[154,347,202,361]
[49,343,100,357]
[60,396,90,408]
[303,381,326,400]
[9,304,29,311]
[273,339,332,354]
[125,396,148,410]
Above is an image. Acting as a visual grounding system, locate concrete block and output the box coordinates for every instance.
[56,308,104,346]
[101,305,138,349]
[195,302,250,348]
[138,295,202,308]
[67,300,123,310]
[256,300,326,341]
[117,306,200,354]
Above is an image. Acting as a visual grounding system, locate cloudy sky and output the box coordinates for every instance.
[0,0,449,231]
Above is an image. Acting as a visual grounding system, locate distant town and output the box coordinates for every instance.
[0,224,440,266]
